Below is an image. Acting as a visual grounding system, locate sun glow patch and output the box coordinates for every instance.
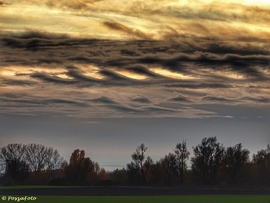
[55,73,73,79]
[113,70,148,80]
[0,70,15,77]
[149,68,195,79]
[224,72,245,79]
[79,65,104,79]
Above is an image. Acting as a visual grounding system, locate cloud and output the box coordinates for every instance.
[90,96,118,104]
[166,82,234,89]
[127,65,164,78]
[1,26,270,119]
[30,72,77,84]
[0,78,37,86]
[0,96,86,107]
[2,38,67,52]
[168,94,191,102]
[66,66,102,84]
[1,33,269,88]
[202,95,237,103]
[102,21,150,39]
[120,49,140,57]
[130,95,151,103]
[242,96,270,104]
[19,30,69,39]
[89,96,143,114]
[99,69,132,81]
[45,0,103,10]
[202,95,270,104]
[44,98,85,106]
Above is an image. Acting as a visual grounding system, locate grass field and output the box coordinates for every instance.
[1,195,270,203]
[1,186,269,202]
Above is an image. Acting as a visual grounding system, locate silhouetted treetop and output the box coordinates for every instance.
[191,137,225,185]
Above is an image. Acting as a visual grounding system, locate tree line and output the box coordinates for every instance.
[0,137,269,186]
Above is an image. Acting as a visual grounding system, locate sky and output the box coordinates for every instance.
[0,0,270,171]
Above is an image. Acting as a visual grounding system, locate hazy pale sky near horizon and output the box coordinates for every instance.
[0,0,270,171]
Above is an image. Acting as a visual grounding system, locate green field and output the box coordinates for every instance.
[1,195,270,203]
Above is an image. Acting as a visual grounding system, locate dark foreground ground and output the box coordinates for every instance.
[1,186,270,196]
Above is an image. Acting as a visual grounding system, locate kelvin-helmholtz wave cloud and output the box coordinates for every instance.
[0,0,270,119]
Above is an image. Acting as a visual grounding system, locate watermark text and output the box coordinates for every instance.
[2,196,37,202]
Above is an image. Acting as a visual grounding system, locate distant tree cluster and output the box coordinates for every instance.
[110,137,270,187]
[0,137,270,187]
[0,143,63,185]
[63,149,107,185]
